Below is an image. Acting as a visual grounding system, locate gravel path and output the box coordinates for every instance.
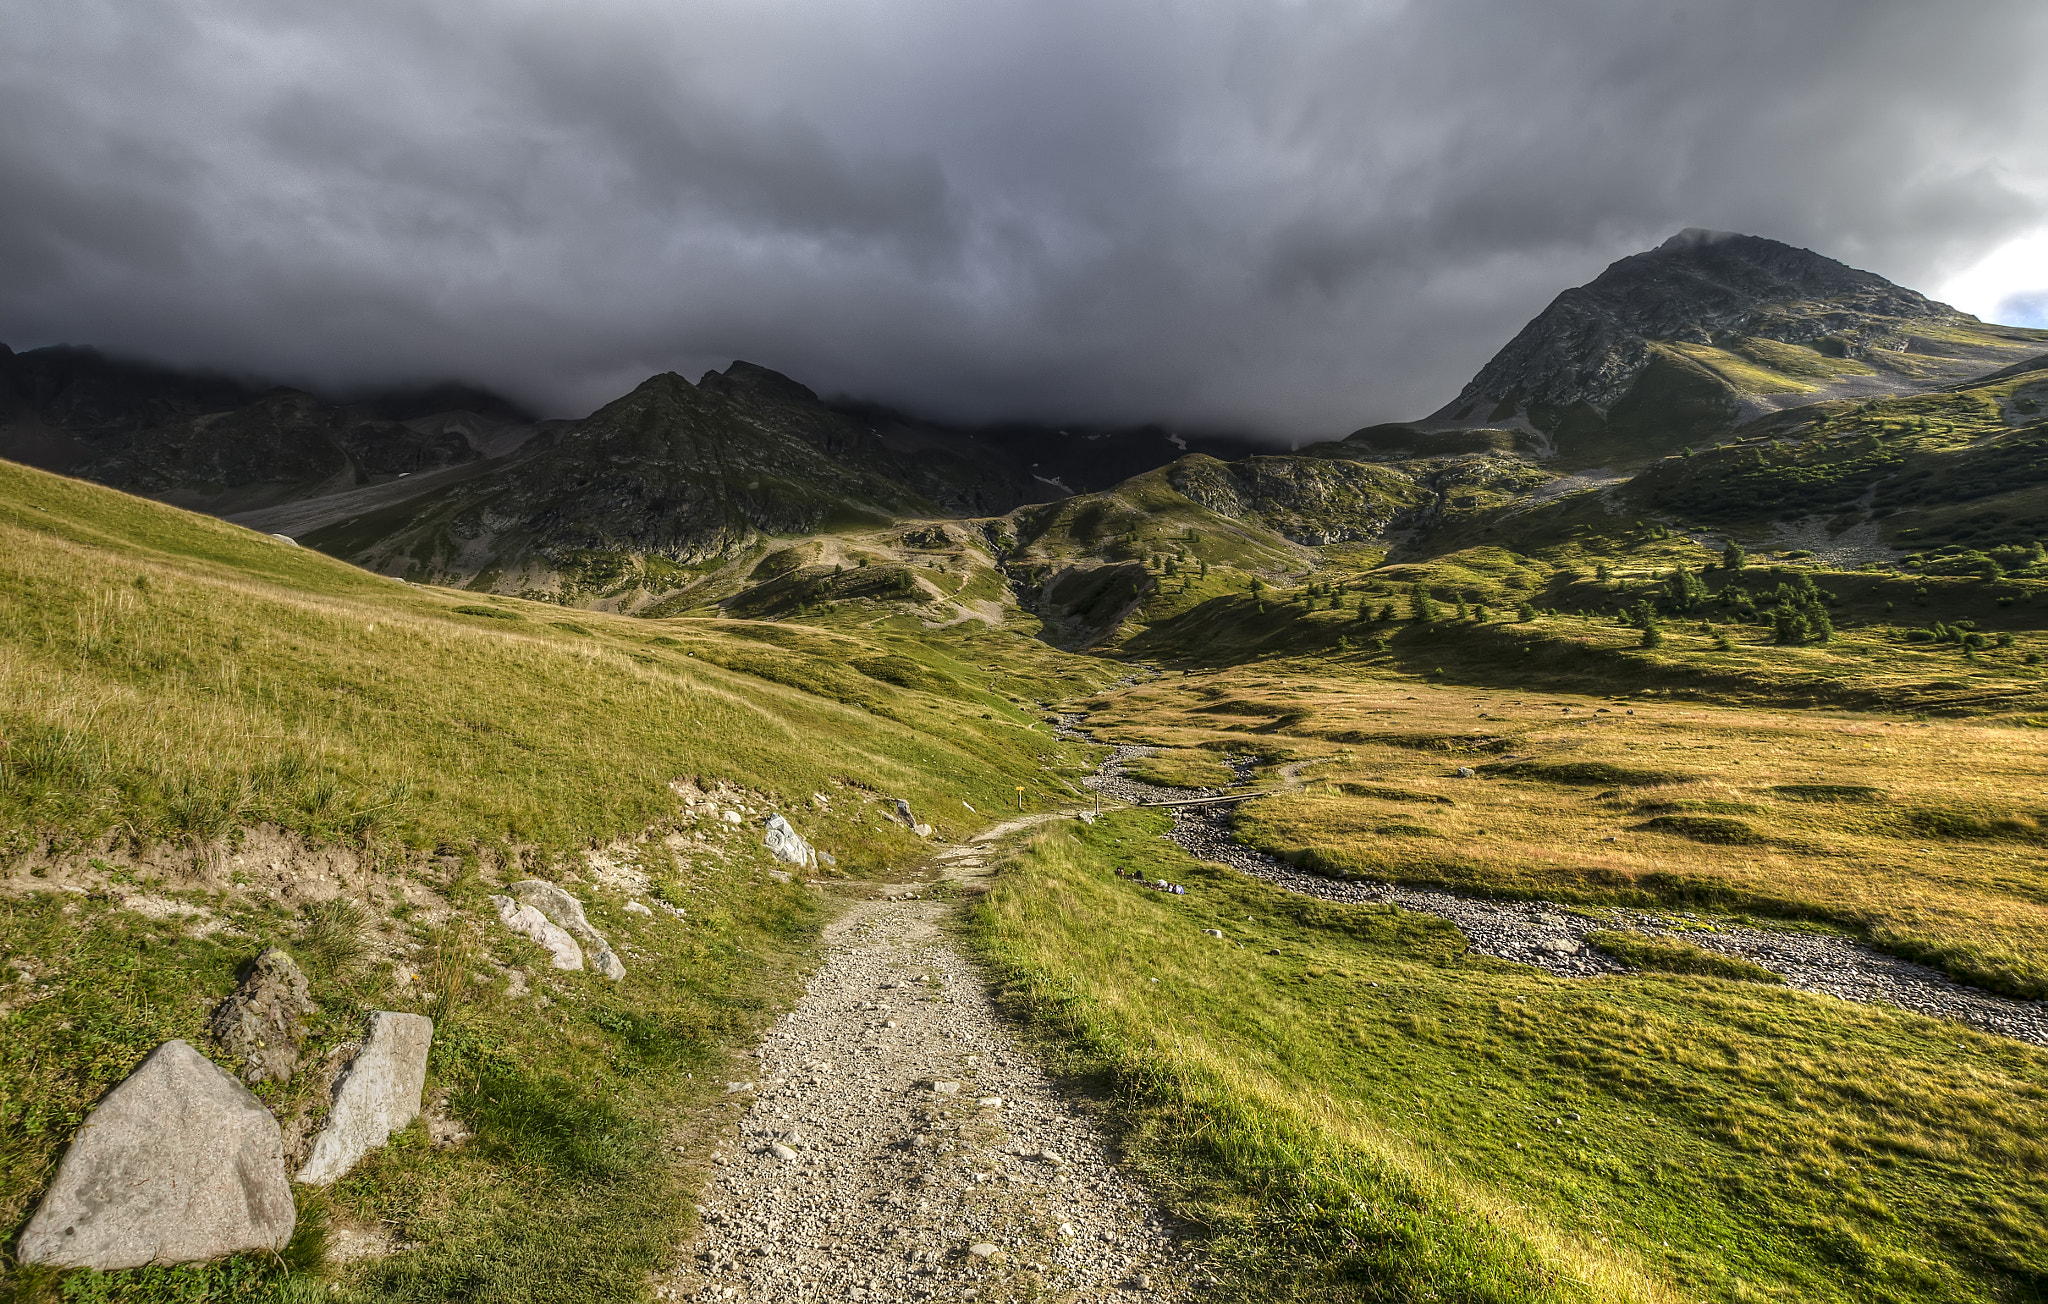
[1083,737,2048,1047]
[663,845,1195,1302]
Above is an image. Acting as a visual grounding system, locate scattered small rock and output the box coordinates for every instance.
[763,814,819,869]
[769,1143,798,1163]
[489,895,584,970]
[209,948,315,1085]
[625,900,654,916]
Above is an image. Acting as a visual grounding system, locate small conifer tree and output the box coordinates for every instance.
[1409,582,1441,622]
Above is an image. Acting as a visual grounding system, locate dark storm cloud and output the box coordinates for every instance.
[4,0,2047,436]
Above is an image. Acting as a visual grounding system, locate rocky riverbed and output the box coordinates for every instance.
[1084,739,2048,1048]
[665,848,1195,1303]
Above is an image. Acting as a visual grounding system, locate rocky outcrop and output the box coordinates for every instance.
[508,880,626,980]
[18,1041,295,1270]
[489,893,584,970]
[209,947,315,1085]
[296,1012,435,1186]
[762,814,818,869]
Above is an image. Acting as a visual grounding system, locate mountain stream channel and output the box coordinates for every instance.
[665,714,2048,1302]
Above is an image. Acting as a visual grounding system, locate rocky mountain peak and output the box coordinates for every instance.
[700,360,821,406]
[1431,230,1966,428]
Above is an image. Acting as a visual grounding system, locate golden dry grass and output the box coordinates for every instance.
[1085,666,2048,996]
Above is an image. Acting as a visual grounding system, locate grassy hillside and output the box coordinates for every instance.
[0,458,1111,1301]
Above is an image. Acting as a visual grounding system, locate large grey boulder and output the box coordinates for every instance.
[19,1041,295,1270]
[762,814,817,869]
[209,948,316,1084]
[296,1011,434,1186]
[508,880,626,980]
[488,894,584,970]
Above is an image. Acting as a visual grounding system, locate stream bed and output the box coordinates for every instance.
[1079,738,2048,1047]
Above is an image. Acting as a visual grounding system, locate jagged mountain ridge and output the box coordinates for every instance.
[302,366,947,589]
[0,342,1264,581]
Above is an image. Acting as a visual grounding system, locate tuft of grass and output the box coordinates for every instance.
[1584,930,1782,983]
[1632,815,1768,845]
[1772,784,1886,803]
[1481,761,1692,787]
[297,899,373,980]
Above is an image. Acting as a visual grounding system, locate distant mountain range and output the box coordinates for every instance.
[7,229,2046,634]
[0,344,1256,575]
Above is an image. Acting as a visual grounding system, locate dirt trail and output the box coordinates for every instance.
[664,837,1194,1303]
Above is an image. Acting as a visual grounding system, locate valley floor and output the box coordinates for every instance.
[1089,743,2048,1045]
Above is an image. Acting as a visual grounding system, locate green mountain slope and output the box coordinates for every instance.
[0,455,1113,1300]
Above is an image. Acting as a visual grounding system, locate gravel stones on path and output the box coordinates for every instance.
[1086,742,2048,1048]
[663,874,1194,1302]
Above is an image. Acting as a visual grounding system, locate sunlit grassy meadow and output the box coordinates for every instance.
[1080,664,2048,998]
[974,813,2048,1303]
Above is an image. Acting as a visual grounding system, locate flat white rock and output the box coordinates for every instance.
[508,880,626,980]
[297,1012,435,1186]
[489,895,583,970]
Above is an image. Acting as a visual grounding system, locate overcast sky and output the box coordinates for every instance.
[5,0,2048,437]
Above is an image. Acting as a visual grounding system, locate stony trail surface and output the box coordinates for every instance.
[1082,736,2048,1047]
[664,843,1195,1303]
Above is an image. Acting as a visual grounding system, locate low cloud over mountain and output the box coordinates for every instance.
[4,0,2048,436]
